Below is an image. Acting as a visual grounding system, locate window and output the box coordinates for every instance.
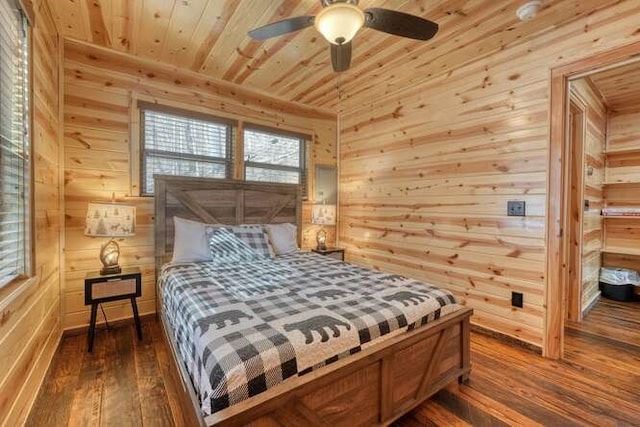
[243,126,307,194]
[140,104,234,194]
[0,0,30,287]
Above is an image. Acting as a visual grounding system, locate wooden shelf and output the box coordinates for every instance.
[601,215,640,219]
[604,147,640,156]
[602,181,640,186]
[601,247,640,256]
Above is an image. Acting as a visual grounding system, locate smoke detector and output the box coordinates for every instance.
[517,0,542,21]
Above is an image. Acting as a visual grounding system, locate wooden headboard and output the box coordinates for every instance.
[154,175,302,273]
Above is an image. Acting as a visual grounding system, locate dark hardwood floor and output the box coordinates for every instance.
[27,298,640,426]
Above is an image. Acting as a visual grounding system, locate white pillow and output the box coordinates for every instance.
[263,223,298,255]
[171,217,214,263]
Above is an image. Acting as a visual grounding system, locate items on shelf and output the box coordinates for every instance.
[601,207,640,216]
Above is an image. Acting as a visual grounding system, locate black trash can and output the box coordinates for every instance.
[599,282,635,302]
[599,267,638,302]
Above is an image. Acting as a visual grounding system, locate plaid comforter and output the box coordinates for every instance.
[159,251,460,416]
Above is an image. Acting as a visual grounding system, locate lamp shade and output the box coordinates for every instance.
[312,204,336,226]
[85,202,136,237]
[314,3,364,45]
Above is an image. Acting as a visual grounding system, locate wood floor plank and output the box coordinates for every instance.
[67,326,108,426]
[149,318,198,427]
[444,384,543,427]
[469,354,624,426]
[432,388,509,427]
[133,322,175,427]
[472,336,640,415]
[25,334,85,426]
[101,326,143,426]
[412,400,471,426]
[461,363,585,427]
[26,299,640,427]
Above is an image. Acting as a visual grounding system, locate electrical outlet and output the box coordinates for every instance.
[507,201,526,217]
[511,292,523,308]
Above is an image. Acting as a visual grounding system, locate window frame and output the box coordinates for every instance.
[138,101,236,196]
[0,0,33,289]
[242,123,310,196]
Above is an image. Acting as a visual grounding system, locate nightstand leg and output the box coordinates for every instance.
[131,297,142,340]
[88,303,98,353]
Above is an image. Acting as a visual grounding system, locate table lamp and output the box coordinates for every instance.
[85,202,136,275]
[311,204,336,250]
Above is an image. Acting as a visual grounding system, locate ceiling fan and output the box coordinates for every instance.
[248,0,439,72]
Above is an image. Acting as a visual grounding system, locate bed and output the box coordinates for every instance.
[154,175,472,426]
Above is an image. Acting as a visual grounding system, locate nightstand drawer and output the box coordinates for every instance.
[84,267,142,305]
[91,278,137,300]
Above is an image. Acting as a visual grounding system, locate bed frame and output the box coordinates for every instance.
[154,175,472,426]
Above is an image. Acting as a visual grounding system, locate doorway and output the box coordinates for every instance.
[546,41,640,359]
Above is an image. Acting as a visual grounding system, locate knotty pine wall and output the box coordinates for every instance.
[339,2,640,348]
[606,110,640,181]
[62,39,336,330]
[569,79,606,314]
[603,109,640,271]
[0,0,62,424]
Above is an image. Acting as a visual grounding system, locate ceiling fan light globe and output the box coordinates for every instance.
[516,0,543,21]
[315,3,364,45]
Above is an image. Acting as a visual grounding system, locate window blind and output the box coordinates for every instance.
[0,0,29,287]
[244,127,307,196]
[140,108,233,194]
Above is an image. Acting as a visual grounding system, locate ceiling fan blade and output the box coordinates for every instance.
[248,15,315,40]
[331,42,352,72]
[363,8,438,41]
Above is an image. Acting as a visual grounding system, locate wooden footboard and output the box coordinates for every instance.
[160,307,472,427]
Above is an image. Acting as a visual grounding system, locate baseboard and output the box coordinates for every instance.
[582,291,601,317]
[62,312,156,337]
[471,324,543,354]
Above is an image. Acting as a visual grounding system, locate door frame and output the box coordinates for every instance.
[545,41,640,359]
[566,95,587,322]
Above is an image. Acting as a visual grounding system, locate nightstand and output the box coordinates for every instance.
[84,267,142,352]
[311,247,345,261]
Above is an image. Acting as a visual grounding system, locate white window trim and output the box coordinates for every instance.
[0,0,32,288]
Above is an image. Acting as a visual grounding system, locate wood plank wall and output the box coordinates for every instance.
[569,79,606,313]
[603,109,640,270]
[338,1,640,348]
[62,40,336,330]
[0,0,62,424]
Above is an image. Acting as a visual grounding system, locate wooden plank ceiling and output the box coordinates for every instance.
[47,0,622,111]
[590,62,640,113]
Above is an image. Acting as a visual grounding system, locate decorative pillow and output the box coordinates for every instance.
[262,223,299,255]
[171,217,214,263]
[228,224,275,258]
[207,227,264,264]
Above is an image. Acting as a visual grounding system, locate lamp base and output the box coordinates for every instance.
[316,228,328,252]
[100,265,122,276]
[99,239,122,276]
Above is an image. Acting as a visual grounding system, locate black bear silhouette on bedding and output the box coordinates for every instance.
[383,291,431,307]
[283,315,351,344]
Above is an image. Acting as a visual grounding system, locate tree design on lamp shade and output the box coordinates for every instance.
[96,219,107,235]
[84,202,136,238]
